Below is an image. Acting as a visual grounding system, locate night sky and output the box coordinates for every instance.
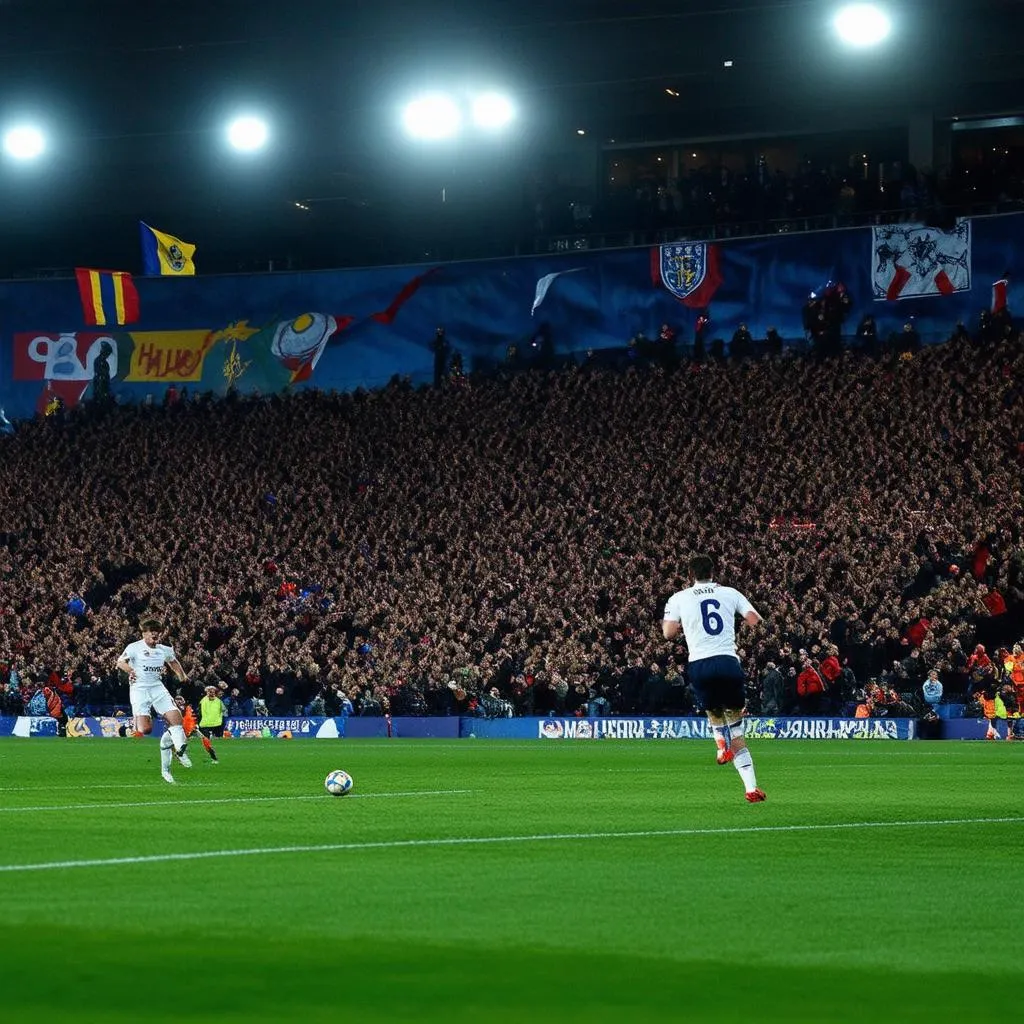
[1,0,1022,275]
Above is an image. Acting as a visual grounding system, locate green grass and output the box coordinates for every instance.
[0,738,1020,1022]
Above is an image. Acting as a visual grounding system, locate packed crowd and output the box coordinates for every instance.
[587,157,1024,240]
[1,327,1023,724]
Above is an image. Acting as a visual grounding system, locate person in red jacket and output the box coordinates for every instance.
[904,617,931,648]
[819,646,842,713]
[796,656,827,715]
[966,644,993,676]
[819,646,840,686]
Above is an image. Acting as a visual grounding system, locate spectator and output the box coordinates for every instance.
[730,323,754,359]
[922,669,943,716]
[760,662,785,714]
[0,330,1021,722]
[856,315,878,358]
[431,327,449,388]
[796,657,827,714]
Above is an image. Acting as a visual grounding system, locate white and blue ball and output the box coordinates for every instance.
[324,769,354,796]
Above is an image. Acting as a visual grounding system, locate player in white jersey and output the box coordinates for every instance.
[116,617,193,784]
[662,554,766,803]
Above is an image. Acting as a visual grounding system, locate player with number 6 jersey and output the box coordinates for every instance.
[662,554,766,803]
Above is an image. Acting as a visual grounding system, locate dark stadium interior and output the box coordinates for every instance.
[2,0,1024,273]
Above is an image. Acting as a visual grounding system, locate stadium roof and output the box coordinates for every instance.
[2,0,1023,272]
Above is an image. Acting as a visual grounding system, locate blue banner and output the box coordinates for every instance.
[0,716,59,737]
[935,719,1024,740]
[1,213,1020,420]
[225,716,337,738]
[0,714,929,741]
[465,717,917,740]
[223,715,459,738]
[343,717,460,739]
[65,716,142,738]
[0,715,462,739]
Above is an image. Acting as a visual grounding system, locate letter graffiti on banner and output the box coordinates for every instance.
[535,717,912,740]
[126,332,215,382]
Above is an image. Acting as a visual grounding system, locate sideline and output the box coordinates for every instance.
[1,815,1021,874]
[0,788,473,814]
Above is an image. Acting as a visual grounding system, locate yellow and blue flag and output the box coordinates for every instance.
[75,268,140,326]
[140,222,196,276]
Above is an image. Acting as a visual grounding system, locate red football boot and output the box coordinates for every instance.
[745,789,767,803]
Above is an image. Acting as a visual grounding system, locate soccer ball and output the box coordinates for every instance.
[324,769,354,796]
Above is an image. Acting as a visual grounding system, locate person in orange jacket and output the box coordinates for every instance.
[173,696,218,762]
[1004,644,1024,721]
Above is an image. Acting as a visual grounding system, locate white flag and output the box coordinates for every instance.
[532,267,586,316]
[871,222,971,301]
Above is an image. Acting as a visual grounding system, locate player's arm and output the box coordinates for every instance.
[742,610,762,628]
[167,658,188,683]
[662,593,682,641]
[115,654,135,680]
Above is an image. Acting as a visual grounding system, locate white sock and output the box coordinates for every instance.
[169,724,187,749]
[732,748,758,793]
[159,732,174,773]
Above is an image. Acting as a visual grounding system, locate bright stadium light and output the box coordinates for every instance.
[3,124,45,161]
[471,92,515,131]
[402,94,462,140]
[834,4,892,47]
[227,116,269,152]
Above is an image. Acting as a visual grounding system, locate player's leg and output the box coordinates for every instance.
[986,716,999,740]
[152,689,192,766]
[690,662,731,762]
[186,716,216,759]
[130,693,173,780]
[199,725,218,762]
[158,730,176,783]
[131,687,154,738]
[723,708,765,802]
[705,710,734,764]
[717,656,765,802]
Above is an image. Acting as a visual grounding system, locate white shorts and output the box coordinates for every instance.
[130,683,176,719]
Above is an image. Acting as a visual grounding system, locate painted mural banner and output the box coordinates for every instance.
[9,314,348,414]
[463,716,917,740]
[0,213,1018,420]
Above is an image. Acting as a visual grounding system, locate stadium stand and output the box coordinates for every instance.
[1,329,1023,721]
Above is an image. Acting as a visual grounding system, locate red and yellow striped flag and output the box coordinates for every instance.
[75,268,140,326]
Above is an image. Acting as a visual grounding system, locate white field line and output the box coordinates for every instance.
[601,763,1001,773]
[1,816,1021,875]
[0,783,215,792]
[0,789,472,814]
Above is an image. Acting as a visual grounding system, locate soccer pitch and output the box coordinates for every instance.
[0,739,1019,1023]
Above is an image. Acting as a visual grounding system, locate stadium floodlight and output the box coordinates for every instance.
[471,92,515,131]
[833,4,892,47]
[227,116,269,152]
[402,94,462,140]
[3,125,45,160]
